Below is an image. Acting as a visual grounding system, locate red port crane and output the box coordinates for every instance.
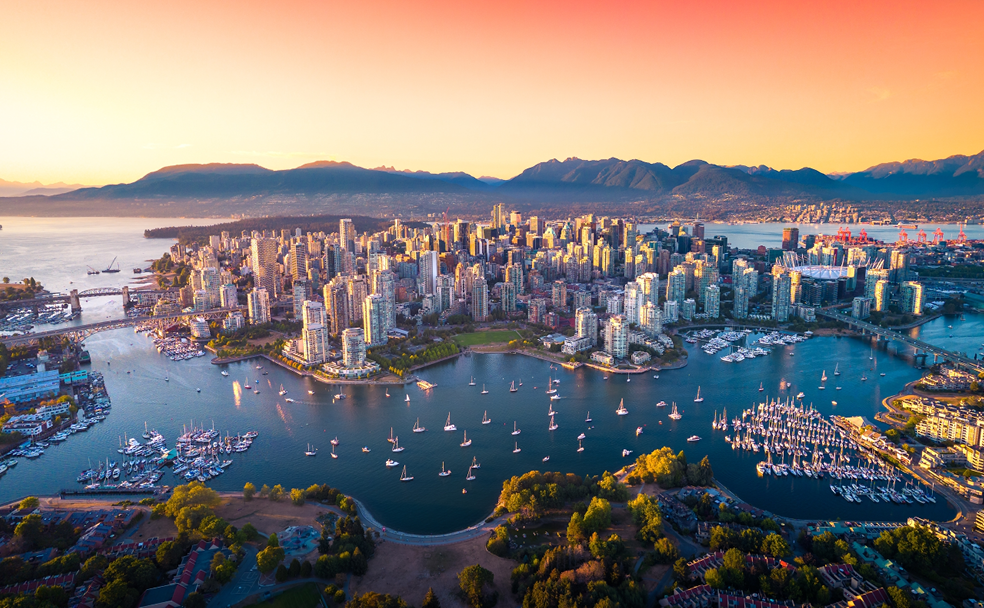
[933,228,944,244]
[916,229,927,244]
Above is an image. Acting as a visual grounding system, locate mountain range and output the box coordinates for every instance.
[2,150,983,217]
[0,178,92,197]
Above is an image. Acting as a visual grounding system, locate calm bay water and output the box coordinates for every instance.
[0,217,971,533]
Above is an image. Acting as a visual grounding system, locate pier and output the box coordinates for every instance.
[59,487,160,497]
[816,308,984,373]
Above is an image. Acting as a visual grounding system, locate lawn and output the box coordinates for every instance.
[453,330,523,346]
[246,583,323,608]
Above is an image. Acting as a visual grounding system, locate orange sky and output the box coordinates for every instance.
[2,0,983,184]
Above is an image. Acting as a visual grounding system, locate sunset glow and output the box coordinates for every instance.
[2,0,983,183]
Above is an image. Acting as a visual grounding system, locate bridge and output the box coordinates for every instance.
[0,307,245,347]
[815,308,984,373]
[0,287,177,313]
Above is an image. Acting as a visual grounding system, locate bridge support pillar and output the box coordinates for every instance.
[121,286,130,307]
[69,289,81,312]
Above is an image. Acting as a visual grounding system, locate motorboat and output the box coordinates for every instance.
[622,449,632,457]
[636,426,643,436]
[577,433,586,440]
[385,459,399,467]
[542,456,550,462]
[687,435,701,442]
[362,446,371,453]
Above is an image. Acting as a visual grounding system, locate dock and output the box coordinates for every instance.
[60,487,160,497]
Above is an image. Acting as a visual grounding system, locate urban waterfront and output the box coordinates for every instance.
[0,317,965,533]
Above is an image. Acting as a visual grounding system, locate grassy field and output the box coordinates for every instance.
[247,583,323,608]
[452,330,523,346]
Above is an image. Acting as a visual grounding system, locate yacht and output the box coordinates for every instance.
[460,430,472,447]
[243,378,251,390]
[509,381,518,393]
[385,459,399,467]
[636,426,644,436]
[550,393,561,401]
[687,435,701,442]
[694,387,704,403]
[585,411,592,422]
[400,465,413,481]
[482,411,491,425]
[546,376,556,394]
[512,441,521,454]
[616,399,628,416]
[220,371,229,377]
[391,437,404,452]
[469,376,476,386]
[362,446,371,453]
[334,387,346,400]
[669,403,682,420]
[622,449,632,457]
[481,384,488,395]
[511,421,521,436]
[577,432,586,440]
[304,444,317,456]
[832,401,838,406]
[444,413,457,432]
[284,398,295,403]
[655,401,666,408]
[413,418,426,433]
[796,392,805,399]
[439,462,451,477]
[548,415,558,431]
[821,370,828,382]
[577,439,584,453]
[330,445,337,459]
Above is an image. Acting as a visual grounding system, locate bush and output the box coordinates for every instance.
[300,560,312,578]
[291,488,306,506]
[275,563,289,583]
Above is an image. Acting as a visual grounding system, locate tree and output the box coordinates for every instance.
[35,584,68,606]
[458,564,495,608]
[567,512,586,544]
[155,540,185,571]
[256,545,285,575]
[761,533,791,558]
[184,592,207,608]
[18,497,39,511]
[589,532,625,559]
[269,484,285,502]
[97,579,138,608]
[165,481,221,518]
[422,587,441,608]
[243,482,256,501]
[275,564,289,583]
[291,488,306,506]
[581,496,612,535]
[13,514,44,549]
[260,484,271,498]
[653,537,680,564]
[241,522,259,541]
[704,567,724,589]
[673,557,690,583]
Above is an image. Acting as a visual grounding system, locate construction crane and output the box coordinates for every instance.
[86,266,100,276]
[103,256,121,273]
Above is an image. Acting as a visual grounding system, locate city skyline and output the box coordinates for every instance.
[3,0,984,184]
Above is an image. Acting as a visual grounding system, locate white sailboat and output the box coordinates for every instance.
[511,421,521,436]
[391,437,404,452]
[471,456,480,469]
[616,399,628,416]
[834,363,840,376]
[585,411,592,422]
[388,427,395,443]
[481,384,488,395]
[577,439,584,453]
[694,386,704,403]
[400,465,413,481]
[545,376,556,394]
[548,415,558,431]
[405,393,410,402]
[758,382,764,392]
[669,402,682,420]
[385,389,390,398]
[821,370,828,382]
[279,384,287,396]
[331,444,338,459]
[465,466,476,481]
[469,376,476,386]
[512,441,521,453]
[444,413,457,432]
[482,411,491,425]
[304,443,317,456]
[460,430,472,447]
[439,462,451,476]
[509,381,517,393]
[413,418,426,433]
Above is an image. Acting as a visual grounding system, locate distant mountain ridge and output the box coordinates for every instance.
[0,178,92,197]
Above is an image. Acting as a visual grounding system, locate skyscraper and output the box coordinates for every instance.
[901,281,924,315]
[419,250,439,295]
[874,279,890,312]
[324,278,349,336]
[342,328,366,368]
[623,281,642,325]
[575,307,598,346]
[781,227,799,251]
[551,280,567,309]
[347,276,368,322]
[500,281,517,313]
[640,301,662,337]
[363,294,388,346]
[704,284,720,317]
[300,300,327,365]
[771,267,791,321]
[290,241,307,281]
[247,288,270,325]
[292,280,309,318]
[472,281,489,322]
[605,315,628,359]
[339,218,356,251]
[666,268,686,307]
[250,237,279,298]
[637,272,659,307]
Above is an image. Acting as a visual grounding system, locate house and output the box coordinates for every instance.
[137,538,233,608]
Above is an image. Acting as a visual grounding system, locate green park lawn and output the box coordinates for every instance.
[247,583,323,608]
[452,330,523,346]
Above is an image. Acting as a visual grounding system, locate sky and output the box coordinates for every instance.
[2,0,983,185]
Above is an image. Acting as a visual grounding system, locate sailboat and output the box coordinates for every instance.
[512,441,521,453]
[481,384,488,395]
[471,456,481,469]
[482,411,491,425]
[669,403,682,420]
[548,403,556,416]
[385,389,390,398]
[304,443,317,456]
[694,387,704,403]
[469,376,476,386]
[509,381,518,393]
[548,415,558,431]
[330,444,338,459]
[279,384,287,396]
[759,382,764,392]
[391,437,404,452]
[577,439,584,453]
[465,466,476,481]
[616,399,628,416]
[439,462,451,476]
[388,427,395,443]
[821,370,828,382]
[334,386,346,400]
[243,378,251,390]
[861,373,868,381]
[511,421,521,436]
[585,411,592,422]
[400,465,413,481]
[460,430,472,447]
[627,375,630,382]
[405,393,410,403]
[331,436,339,446]
[834,363,840,376]
[444,413,457,432]
[545,376,556,394]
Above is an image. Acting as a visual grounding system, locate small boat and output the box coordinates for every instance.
[388,427,395,443]
[511,421,521,436]
[391,437,404,452]
[622,449,632,457]
[548,415,558,432]
[512,441,521,454]
[460,430,472,447]
[627,376,630,382]
[796,392,805,399]
[669,403,682,420]
[577,439,584,453]
[585,411,592,422]
[693,387,703,403]
[687,435,701,442]
[330,445,338,459]
[386,459,399,467]
[482,411,491,425]
[821,370,828,382]
[834,363,840,376]
[285,398,295,403]
[462,488,467,494]
[331,436,339,446]
[220,371,229,376]
[836,386,842,391]
[832,401,838,406]
[465,466,476,481]
[385,389,390,397]
[880,373,886,377]
[542,456,550,462]
[636,426,643,436]
[400,465,413,481]
[279,385,287,396]
[362,446,371,453]
[253,389,260,394]
[413,418,426,433]
[469,376,476,386]
[653,374,659,379]
[444,413,457,432]
[861,374,867,381]
[471,456,480,469]
[509,381,517,393]
[577,432,586,440]
[405,394,410,402]
[550,393,561,401]
[603,376,608,380]
[309,390,315,395]
[481,384,488,395]
[304,443,317,456]
[244,378,251,389]
[616,399,628,416]
[758,382,763,392]
[439,462,451,477]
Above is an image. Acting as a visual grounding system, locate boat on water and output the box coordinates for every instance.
[308,390,315,395]
[331,445,338,459]
[413,418,426,433]
[669,403,682,420]
[460,430,472,447]
[548,415,558,431]
[543,455,550,462]
[687,435,701,442]
[334,387,346,400]
[400,465,413,481]
[627,376,630,382]
[439,462,451,477]
[391,437,404,452]
[405,394,410,402]
[655,401,666,408]
[550,393,561,400]
[636,426,643,436]
[577,432,586,440]
[386,459,399,467]
[512,441,521,453]
[796,392,805,399]
[388,427,395,443]
[482,411,491,425]
[481,384,488,395]
[832,401,838,406]
[546,376,556,394]
[362,446,371,453]
[331,436,339,446]
[385,389,389,397]
[284,398,295,403]
[509,381,518,393]
[471,456,481,469]
[444,413,457,432]
[861,374,868,381]
[694,386,704,403]
[759,382,764,392]
[469,376,476,386]
[465,466,476,481]
[220,371,229,377]
[243,378,251,389]
[585,411,592,422]
[622,449,632,457]
[577,439,584,453]
[834,363,840,376]
[511,421,521,436]
[279,385,287,395]
[304,443,317,456]
[616,399,628,416]
[821,370,828,382]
